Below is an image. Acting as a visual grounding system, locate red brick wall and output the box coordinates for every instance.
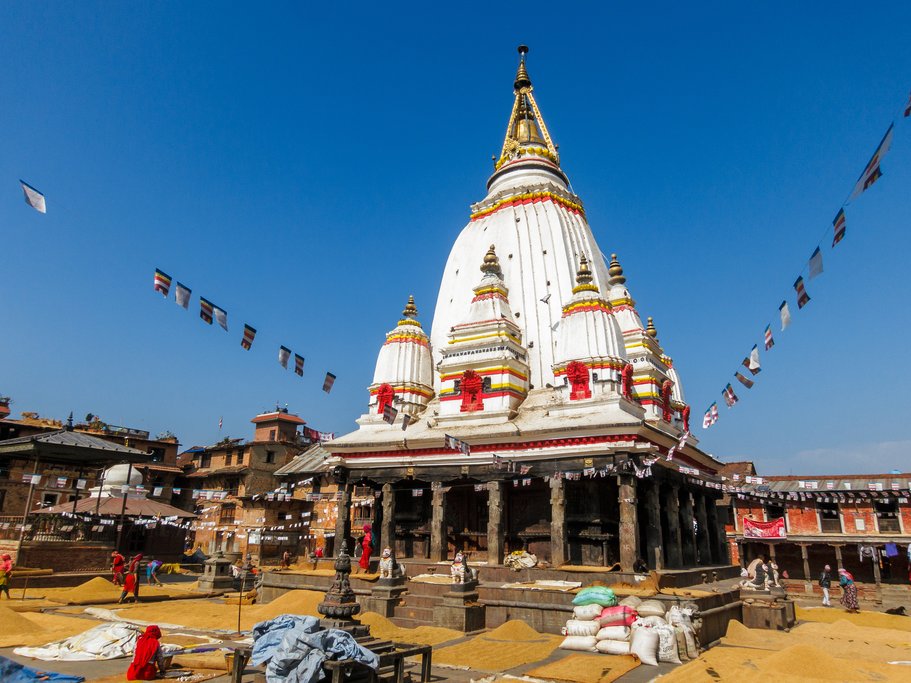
[786,505,820,534]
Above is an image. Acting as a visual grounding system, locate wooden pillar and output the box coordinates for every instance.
[550,476,567,567]
[704,497,722,563]
[487,480,505,565]
[619,473,639,572]
[380,483,395,556]
[430,484,447,561]
[872,549,883,604]
[679,488,697,566]
[664,483,684,567]
[694,491,712,565]
[334,484,352,556]
[644,480,664,569]
[800,543,811,584]
[767,542,777,562]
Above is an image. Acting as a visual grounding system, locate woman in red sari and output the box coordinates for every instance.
[358,524,373,573]
[127,625,167,680]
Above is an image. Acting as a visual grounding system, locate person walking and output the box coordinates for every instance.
[146,558,163,587]
[838,568,860,613]
[111,551,126,586]
[0,553,13,599]
[819,564,832,606]
[119,569,139,604]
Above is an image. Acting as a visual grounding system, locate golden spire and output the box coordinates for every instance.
[576,254,593,285]
[608,253,626,285]
[572,254,600,294]
[514,45,531,91]
[481,244,502,274]
[402,295,418,319]
[496,45,560,168]
[645,316,658,339]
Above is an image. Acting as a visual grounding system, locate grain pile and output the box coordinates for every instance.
[48,576,123,604]
[525,653,640,683]
[357,612,462,646]
[0,606,94,647]
[795,605,911,632]
[433,620,563,671]
[664,618,911,682]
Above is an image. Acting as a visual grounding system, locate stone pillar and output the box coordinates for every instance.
[679,488,697,566]
[694,491,712,565]
[664,483,684,568]
[872,551,883,604]
[550,476,566,567]
[618,473,639,572]
[644,480,664,569]
[380,483,395,555]
[334,484,352,556]
[799,543,811,590]
[430,484,447,562]
[487,480,505,565]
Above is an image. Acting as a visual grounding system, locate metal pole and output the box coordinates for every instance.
[17,457,41,548]
[71,468,83,516]
[115,462,133,553]
[94,466,106,517]
[236,570,246,635]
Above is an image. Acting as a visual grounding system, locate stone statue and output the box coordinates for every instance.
[451,551,477,584]
[378,547,404,579]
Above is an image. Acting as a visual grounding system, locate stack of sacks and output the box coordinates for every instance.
[559,586,618,652]
[594,605,638,655]
[627,599,674,666]
[665,604,700,661]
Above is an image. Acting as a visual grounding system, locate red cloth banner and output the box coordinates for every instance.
[743,517,786,539]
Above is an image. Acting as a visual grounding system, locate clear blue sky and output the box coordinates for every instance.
[2,2,910,475]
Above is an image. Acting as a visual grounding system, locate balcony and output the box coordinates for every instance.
[877,517,901,533]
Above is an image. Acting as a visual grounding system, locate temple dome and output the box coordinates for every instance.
[430,48,611,392]
[102,463,143,487]
[366,295,434,423]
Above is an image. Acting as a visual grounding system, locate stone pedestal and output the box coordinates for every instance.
[199,551,234,592]
[741,591,796,631]
[361,576,407,617]
[318,541,369,637]
[437,581,486,632]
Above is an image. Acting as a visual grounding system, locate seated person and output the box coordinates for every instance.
[127,625,168,680]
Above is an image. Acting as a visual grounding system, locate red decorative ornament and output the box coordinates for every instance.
[566,361,591,400]
[661,380,674,422]
[460,370,485,412]
[621,363,634,399]
[376,384,395,416]
[681,405,691,432]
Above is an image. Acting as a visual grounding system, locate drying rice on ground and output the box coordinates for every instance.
[525,653,640,683]
[795,605,911,632]
[0,605,99,647]
[100,589,326,632]
[660,642,907,682]
[43,577,205,605]
[433,620,562,671]
[356,612,462,646]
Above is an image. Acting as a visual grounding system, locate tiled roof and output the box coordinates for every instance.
[274,444,331,476]
[0,429,148,455]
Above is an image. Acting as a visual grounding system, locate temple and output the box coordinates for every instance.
[325,47,727,572]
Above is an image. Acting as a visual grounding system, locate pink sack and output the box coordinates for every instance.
[598,605,639,627]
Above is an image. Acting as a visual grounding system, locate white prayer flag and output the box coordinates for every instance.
[778,301,791,331]
[748,345,761,373]
[850,123,894,200]
[213,305,228,331]
[278,346,291,368]
[809,247,824,279]
[175,282,191,309]
[20,180,46,213]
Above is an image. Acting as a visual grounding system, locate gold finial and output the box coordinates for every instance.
[645,316,658,339]
[402,295,418,319]
[608,253,626,285]
[576,254,593,285]
[481,244,501,274]
[515,45,531,91]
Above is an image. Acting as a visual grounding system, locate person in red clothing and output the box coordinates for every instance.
[119,570,139,604]
[127,625,167,680]
[128,553,143,575]
[111,551,125,586]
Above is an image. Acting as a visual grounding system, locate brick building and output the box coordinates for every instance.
[0,409,184,514]
[724,467,911,587]
[183,408,314,561]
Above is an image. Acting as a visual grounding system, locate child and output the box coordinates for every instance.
[0,553,13,599]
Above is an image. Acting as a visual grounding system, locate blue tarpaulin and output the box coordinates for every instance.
[0,655,85,683]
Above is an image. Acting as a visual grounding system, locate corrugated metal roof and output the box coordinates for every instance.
[274,444,331,476]
[741,473,911,493]
[0,429,148,454]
